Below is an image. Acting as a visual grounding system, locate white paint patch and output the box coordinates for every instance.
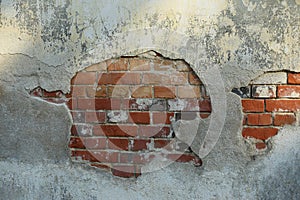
[168,99,187,111]
[253,85,276,98]
[107,110,128,122]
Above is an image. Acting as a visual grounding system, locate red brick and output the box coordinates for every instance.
[107,58,128,71]
[71,86,86,97]
[85,111,106,123]
[84,138,106,149]
[129,58,150,71]
[266,99,300,112]
[138,126,171,138]
[43,98,66,104]
[108,138,129,150]
[93,125,105,136]
[154,139,172,148]
[86,86,107,97]
[98,73,140,85]
[142,73,169,84]
[131,86,152,98]
[143,73,187,85]
[278,85,300,98]
[71,72,96,85]
[71,125,78,136]
[274,113,296,126]
[199,100,212,112]
[154,86,176,98]
[129,112,150,124]
[111,165,137,178]
[188,72,202,85]
[247,113,272,126]
[85,62,106,71]
[175,60,191,72]
[243,115,247,125]
[242,127,278,140]
[98,125,138,137]
[130,139,150,151]
[288,73,300,84]
[76,98,95,110]
[242,99,265,112]
[43,90,63,98]
[107,85,130,97]
[152,112,174,124]
[200,113,210,119]
[77,98,121,110]
[255,142,267,150]
[177,86,201,98]
[69,137,85,149]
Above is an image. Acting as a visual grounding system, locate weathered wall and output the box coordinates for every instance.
[0,0,299,199]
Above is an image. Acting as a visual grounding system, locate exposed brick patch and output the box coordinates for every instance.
[233,71,300,149]
[242,127,278,140]
[30,53,209,178]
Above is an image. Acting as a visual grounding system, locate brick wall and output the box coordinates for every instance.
[30,58,300,177]
[31,53,210,178]
[233,72,300,150]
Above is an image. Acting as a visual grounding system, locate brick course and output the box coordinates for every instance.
[233,71,300,150]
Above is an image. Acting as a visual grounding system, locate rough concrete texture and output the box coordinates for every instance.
[0,0,299,199]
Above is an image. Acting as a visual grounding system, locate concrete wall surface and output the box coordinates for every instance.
[0,0,299,199]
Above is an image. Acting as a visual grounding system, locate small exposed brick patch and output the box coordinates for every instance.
[233,71,300,149]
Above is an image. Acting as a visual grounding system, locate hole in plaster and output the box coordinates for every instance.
[30,51,212,178]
